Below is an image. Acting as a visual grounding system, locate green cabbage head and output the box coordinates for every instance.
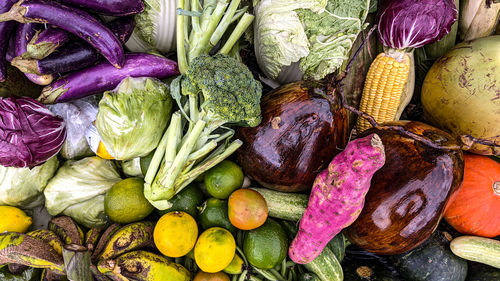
[44,157,122,228]
[0,156,58,208]
[254,0,370,83]
[96,77,173,161]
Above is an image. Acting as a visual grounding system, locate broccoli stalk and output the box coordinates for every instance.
[176,0,255,74]
[144,54,262,210]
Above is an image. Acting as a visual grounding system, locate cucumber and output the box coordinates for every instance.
[250,187,307,221]
[298,273,321,281]
[327,232,349,263]
[281,221,343,281]
[450,236,500,269]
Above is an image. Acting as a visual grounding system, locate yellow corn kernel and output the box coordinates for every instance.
[356,50,411,132]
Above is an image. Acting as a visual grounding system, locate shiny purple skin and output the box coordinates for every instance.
[378,0,457,49]
[59,0,144,16]
[35,17,136,75]
[0,96,66,168]
[29,27,70,52]
[13,23,52,85]
[0,0,17,81]
[38,53,179,104]
[19,0,124,68]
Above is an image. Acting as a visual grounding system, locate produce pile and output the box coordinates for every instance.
[0,0,499,280]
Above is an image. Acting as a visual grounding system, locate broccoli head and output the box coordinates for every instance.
[181,54,262,127]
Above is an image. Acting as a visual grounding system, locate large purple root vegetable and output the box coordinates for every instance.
[289,133,386,264]
[38,53,179,104]
[0,0,125,68]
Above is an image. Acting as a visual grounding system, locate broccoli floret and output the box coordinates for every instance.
[181,54,262,127]
[144,54,263,210]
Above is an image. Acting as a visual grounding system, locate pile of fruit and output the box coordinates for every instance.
[0,0,499,280]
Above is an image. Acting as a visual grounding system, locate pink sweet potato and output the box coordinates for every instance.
[289,133,386,264]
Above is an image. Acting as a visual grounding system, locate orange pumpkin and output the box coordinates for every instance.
[444,154,500,237]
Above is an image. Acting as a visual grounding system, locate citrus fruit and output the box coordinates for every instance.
[193,271,230,281]
[223,253,244,274]
[243,218,288,269]
[194,227,235,273]
[204,160,244,199]
[228,188,268,230]
[154,211,198,258]
[0,206,32,233]
[104,177,154,223]
[199,198,237,232]
[158,183,204,218]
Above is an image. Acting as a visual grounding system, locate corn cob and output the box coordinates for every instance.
[356,48,414,132]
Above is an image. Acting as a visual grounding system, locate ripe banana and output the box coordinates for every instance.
[85,228,102,252]
[92,223,121,262]
[0,232,64,273]
[98,221,154,260]
[459,0,500,40]
[98,250,191,281]
[27,229,64,255]
[49,216,84,246]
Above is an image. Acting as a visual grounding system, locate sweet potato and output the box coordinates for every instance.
[289,133,386,264]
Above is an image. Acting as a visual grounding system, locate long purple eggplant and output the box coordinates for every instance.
[0,0,17,81]
[26,27,71,59]
[38,53,179,104]
[59,0,144,16]
[11,23,53,85]
[12,17,136,75]
[0,0,125,68]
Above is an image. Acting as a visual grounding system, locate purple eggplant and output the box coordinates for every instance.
[26,27,71,59]
[59,0,144,16]
[11,23,53,85]
[0,0,125,68]
[38,53,179,104]
[0,0,17,81]
[12,17,136,75]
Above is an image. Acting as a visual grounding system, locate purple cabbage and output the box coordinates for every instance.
[0,97,66,168]
[377,0,458,49]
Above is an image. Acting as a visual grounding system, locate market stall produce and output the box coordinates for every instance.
[0,0,499,280]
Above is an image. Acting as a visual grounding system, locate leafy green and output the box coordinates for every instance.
[254,0,370,82]
[0,157,58,208]
[96,77,173,161]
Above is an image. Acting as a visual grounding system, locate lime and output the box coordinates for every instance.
[154,211,198,258]
[158,183,204,218]
[0,206,32,233]
[243,218,288,269]
[204,160,244,199]
[104,178,154,224]
[199,198,237,233]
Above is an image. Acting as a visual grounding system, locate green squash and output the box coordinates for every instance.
[389,231,468,281]
[466,262,500,281]
[342,250,400,281]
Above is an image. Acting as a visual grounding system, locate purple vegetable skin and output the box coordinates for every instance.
[0,0,125,68]
[38,53,179,104]
[0,96,66,168]
[12,23,53,85]
[378,0,457,49]
[59,0,144,16]
[12,17,136,75]
[289,133,386,264]
[0,0,17,81]
[27,27,71,59]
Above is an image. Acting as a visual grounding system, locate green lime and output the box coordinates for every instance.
[199,198,237,233]
[204,160,244,199]
[158,183,204,218]
[243,218,288,269]
[104,178,154,224]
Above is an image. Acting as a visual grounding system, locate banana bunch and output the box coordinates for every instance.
[459,0,500,41]
[0,216,191,281]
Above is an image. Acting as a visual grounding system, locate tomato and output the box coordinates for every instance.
[228,188,268,230]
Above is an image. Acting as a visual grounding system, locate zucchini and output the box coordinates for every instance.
[251,187,308,221]
[280,221,343,281]
[389,230,467,281]
[466,262,500,281]
[450,236,500,269]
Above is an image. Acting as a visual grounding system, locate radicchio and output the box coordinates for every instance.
[0,97,66,168]
[378,0,458,49]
